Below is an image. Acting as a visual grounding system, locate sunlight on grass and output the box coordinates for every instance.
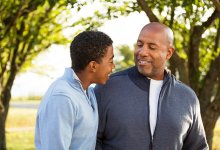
[6,107,37,150]
[6,108,37,128]
[6,131,34,150]
[213,123,220,150]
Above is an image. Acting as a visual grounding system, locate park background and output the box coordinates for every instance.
[1,0,220,149]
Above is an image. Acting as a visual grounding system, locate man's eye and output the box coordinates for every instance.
[137,44,143,47]
[149,45,157,50]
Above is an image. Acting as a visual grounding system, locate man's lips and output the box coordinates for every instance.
[137,60,152,65]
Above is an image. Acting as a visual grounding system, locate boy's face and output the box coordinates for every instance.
[93,45,115,84]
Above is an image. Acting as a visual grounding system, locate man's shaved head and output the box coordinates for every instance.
[141,22,174,47]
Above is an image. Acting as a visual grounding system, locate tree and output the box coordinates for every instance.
[115,45,135,72]
[0,1,136,149]
[96,0,220,148]
[1,0,219,149]
[135,0,220,148]
[0,0,94,149]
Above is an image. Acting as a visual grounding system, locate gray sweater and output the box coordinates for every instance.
[95,66,208,150]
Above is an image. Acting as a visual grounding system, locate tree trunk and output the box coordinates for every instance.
[0,113,7,150]
[0,88,11,150]
[202,103,220,150]
[0,66,17,149]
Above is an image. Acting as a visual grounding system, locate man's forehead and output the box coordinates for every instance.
[139,27,166,38]
[142,24,165,33]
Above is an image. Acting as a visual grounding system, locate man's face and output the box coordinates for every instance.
[94,45,115,84]
[134,26,173,80]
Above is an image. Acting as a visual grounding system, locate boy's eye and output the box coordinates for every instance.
[109,59,113,63]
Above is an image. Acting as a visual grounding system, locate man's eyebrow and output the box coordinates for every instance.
[148,42,157,46]
[137,39,143,43]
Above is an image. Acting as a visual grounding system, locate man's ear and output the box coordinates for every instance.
[166,46,175,60]
[88,61,98,73]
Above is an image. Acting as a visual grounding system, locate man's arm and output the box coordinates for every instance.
[95,84,106,150]
[182,99,209,150]
[96,124,104,150]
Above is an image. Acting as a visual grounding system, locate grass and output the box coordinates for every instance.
[213,123,220,150]
[6,107,37,150]
[6,108,37,129]
[6,131,34,150]
[11,95,42,101]
[5,103,220,150]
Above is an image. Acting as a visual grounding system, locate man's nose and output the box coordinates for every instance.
[138,46,149,57]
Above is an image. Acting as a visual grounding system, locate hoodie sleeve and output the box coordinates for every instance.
[182,98,209,150]
[35,95,75,150]
[94,84,106,150]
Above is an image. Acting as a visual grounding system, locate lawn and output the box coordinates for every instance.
[6,107,37,150]
[5,103,220,150]
[213,123,220,150]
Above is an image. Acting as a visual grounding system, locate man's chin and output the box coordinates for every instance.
[137,66,151,77]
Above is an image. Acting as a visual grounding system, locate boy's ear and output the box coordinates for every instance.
[88,61,97,72]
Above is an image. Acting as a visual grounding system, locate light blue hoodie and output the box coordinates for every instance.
[35,68,98,150]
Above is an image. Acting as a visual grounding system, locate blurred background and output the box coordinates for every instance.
[0,0,220,149]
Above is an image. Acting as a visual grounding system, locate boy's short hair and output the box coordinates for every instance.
[70,31,113,72]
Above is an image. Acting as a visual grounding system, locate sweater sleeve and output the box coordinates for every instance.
[35,95,75,150]
[182,98,209,150]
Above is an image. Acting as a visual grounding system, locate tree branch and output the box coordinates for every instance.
[169,50,189,84]
[199,19,220,110]
[202,10,220,29]
[136,0,159,22]
[0,51,11,80]
[212,77,220,112]
[169,1,176,29]
[2,2,25,40]
[188,10,220,93]
[211,0,220,12]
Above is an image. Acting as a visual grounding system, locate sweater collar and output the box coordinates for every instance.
[128,66,170,91]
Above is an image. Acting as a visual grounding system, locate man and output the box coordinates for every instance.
[95,22,209,150]
[35,31,115,150]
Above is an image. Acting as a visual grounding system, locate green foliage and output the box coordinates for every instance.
[115,45,134,72]
[149,0,218,81]
[199,20,220,77]
[0,0,70,90]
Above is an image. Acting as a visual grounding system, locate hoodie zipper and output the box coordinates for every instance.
[75,80,94,109]
[148,77,170,149]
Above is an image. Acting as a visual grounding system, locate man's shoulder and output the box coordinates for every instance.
[110,66,135,78]
[95,67,135,91]
[170,75,197,99]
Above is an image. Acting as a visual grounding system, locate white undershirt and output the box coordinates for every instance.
[149,79,163,137]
